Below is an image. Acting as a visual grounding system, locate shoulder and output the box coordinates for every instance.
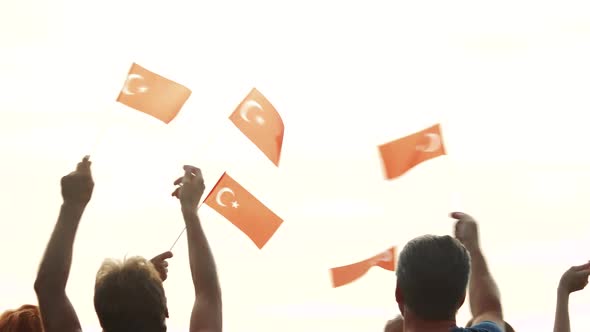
[465,321,504,332]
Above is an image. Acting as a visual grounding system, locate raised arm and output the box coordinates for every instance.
[553,262,590,332]
[172,165,222,332]
[34,156,94,332]
[452,212,504,331]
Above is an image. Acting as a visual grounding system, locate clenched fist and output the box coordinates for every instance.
[171,165,205,210]
[451,212,480,251]
[61,156,94,206]
[559,262,590,294]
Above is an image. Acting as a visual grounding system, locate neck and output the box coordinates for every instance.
[403,310,457,332]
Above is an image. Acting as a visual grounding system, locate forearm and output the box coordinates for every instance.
[182,206,221,300]
[467,246,502,316]
[35,203,84,293]
[553,288,570,332]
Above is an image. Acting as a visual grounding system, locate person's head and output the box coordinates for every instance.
[395,235,470,321]
[94,256,168,332]
[0,304,43,332]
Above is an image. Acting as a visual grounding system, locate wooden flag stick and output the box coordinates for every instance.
[168,201,206,251]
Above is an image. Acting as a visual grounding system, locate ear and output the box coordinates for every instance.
[395,283,404,315]
[456,291,466,311]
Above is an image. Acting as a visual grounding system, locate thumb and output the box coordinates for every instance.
[153,251,173,261]
[455,220,466,236]
[572,262,590,271]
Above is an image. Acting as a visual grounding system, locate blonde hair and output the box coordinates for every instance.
[94,256,167,332]
[0,304,43,332]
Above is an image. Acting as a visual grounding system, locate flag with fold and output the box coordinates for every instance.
[203,172,283,249]
[116,63,192,124]
[378,124,446,180]
[229,88,284,166]
[330,246,396,288]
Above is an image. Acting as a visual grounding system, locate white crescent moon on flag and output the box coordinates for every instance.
[378,250,393,263]
[122,74,149,95]
[239,100,265,125]
[417,133,441,152]
[215,187,235,207]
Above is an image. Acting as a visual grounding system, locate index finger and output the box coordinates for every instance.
[182,165,200,184]
[183,165,200,175]
[76,155,92,172]
[450,212,473,221]
[573,262,590,271]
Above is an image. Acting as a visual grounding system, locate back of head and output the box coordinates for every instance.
[94,256,167,332]
[396,235,470,321]
[0,304,43,332]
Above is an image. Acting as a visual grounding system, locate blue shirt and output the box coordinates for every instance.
[452,321,503,332]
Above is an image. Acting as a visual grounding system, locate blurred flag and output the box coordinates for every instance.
[229,88,284,166]
[204,172,283,249]
[116,63,191,124]
[379,124,446,180]
[330,246,396,288]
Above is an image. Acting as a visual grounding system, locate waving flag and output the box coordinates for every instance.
[203,172,283,249]
[379,124,446,180]
[229,88,284,166]
[330,247,396,288]
[117,63,191,124]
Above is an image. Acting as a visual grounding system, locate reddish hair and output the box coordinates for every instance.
[0,305,43,332]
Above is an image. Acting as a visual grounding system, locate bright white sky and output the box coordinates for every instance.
[2,0,590,331]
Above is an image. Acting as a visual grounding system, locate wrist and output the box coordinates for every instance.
[557,283,571,296]
[62,201,86,213]
[465,243,481,253]
[181,204,197,214]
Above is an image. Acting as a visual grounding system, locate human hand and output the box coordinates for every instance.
[451,212,480,251]
[150,251,173,282]
[171,165,205,210]
[384,315,404,332]
[61,155,94,207]
[559,262,590,294]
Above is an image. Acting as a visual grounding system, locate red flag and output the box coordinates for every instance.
[229,88,284,166]
[330,247,396,288]
[378,124,446,180]
[116,63,191,124]
[203,172,283,249]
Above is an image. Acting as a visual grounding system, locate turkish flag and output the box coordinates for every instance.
[378,124,446,180]
[203,172,283,249]
[330,247,396,288]
[229,88,284,166]
[116,63,191,124]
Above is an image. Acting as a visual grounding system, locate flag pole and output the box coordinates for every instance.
[443,136,465,212]
[168,116,231,251]
[88,122,111,156]
[88,102,119,157]
[168,227,185,252]
[168,201,207,251]
[168,165,228,251]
